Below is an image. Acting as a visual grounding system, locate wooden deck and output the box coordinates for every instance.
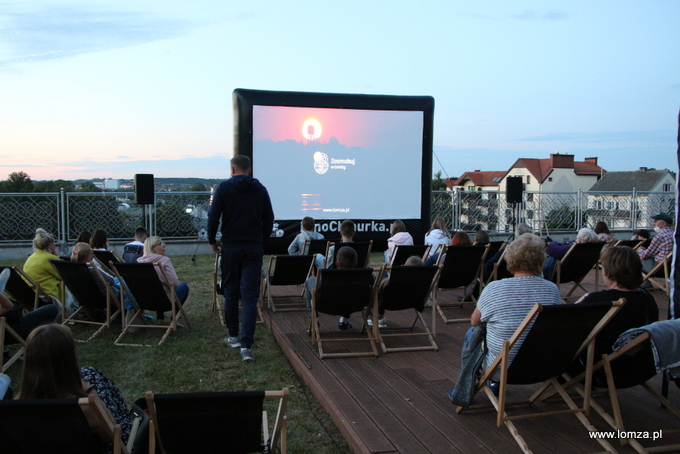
[263,269,680,453]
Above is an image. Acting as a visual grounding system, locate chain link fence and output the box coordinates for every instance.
[0,189,674,244]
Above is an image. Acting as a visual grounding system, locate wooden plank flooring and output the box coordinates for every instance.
[263,270,680,453]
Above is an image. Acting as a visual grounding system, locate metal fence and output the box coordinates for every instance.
[0,188,674,244]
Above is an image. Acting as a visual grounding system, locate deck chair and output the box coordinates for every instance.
[145,388,288,454]
[211,252,226,326]
[433,244,488,324]
[482,241,506,263]
[389,244,431,266]
[93,249,122,273]
[110,262,192,347]
[375,265,442,353]
[559,323,680,453]
[456,299,624,454]
[303,238,329,256]
[326,240,373,268]
[0,317,26,373]
[642,252,672,297]
[551,241,605,301]
[262,254,316,312]
[0,393,127,454]
[50,259,122,342]
[614,239,644,249]
[0,266,52,310]
[310,267,378,359]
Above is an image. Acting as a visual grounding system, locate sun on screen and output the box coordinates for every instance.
[302,119,322,141]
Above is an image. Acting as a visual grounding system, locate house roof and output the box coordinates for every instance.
[507,154,605,184]
[589,169,674,191]
[450,171,506,188]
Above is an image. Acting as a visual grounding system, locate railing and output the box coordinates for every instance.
[0,188,674,244]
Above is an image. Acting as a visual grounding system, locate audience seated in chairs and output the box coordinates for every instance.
[122,226,148,264]
[543,228,600,281]
[384,220,414,265]
[594,221,615,243]
[569,245,658,379]
[324,220,355,268]
[305,246,360,330]
[638,212,674,277]
[138,236,189,325]
[449,233,562,400]
[288,216,325,267]
[23,228,63,302]
[372,255,424,328]
[90,229,110,252]
[424,231,472,266]
[67,230,92,258]
[17,324,132,448]
[424,217,451,259]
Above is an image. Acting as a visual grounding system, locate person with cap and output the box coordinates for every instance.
[638,212,674,274]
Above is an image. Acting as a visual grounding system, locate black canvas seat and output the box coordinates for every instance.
[389,244,431,267]
[92,249,122,274]
[0,265,52,310]
[145,388,288,454]
[326,241,373,268]
[551,241,606,301]
[262,254,315,312]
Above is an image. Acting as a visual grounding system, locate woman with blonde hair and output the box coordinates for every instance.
[23,228,62,301]
[384,220,414,265]
[137,236,189,323]
[19,324,132,445]
[424,217,451,257]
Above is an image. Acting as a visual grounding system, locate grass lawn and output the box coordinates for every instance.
[2,253,359,454]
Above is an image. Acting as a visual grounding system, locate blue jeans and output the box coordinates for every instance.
[221,245,263,349]
[157,282,189,320]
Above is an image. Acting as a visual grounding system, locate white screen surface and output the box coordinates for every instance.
[252,105,424,220]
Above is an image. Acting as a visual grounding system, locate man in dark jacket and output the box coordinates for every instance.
[207,155,274,361]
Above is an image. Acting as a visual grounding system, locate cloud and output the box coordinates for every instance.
[0,4,196,67]
[61,155,232,178]
[509,10,568,21]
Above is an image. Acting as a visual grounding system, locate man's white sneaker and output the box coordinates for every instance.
[223,336,241,348]
[240,348,254,361]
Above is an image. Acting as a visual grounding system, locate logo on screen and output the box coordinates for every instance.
[313,152,329,174]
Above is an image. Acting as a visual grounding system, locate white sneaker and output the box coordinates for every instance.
[240,348,254,361]
[367,318,388,328]
[223,336,241,348]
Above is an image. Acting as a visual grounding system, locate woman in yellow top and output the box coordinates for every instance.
[23,228,62,300]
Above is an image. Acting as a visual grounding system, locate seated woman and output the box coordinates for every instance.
[18,324,132,447]
[594,221,615,243]
[0,269,59,345]
[71,243,133,313]
[424,231,472,266]
[424,217,451,258]
[384,220,414,265]
[67,231,92,257]
[570,246,658,382]
[449,234,562,403]
[23,228,63,302]
[137,236,189,324]
[90,229,110,251]
[543,228,599,280]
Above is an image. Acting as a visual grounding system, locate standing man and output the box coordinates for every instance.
[208,155,274,361]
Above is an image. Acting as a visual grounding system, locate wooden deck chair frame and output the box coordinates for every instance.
[557,331,680,453]
[482,241,507,264]
[484,247,512,288]
[0,265,52,311]
[145,388,288,454]
[389,244,431,267]
[310,267,379,359]
[375,265,442,353]
[433,244,489,324]
[51,259,123,343]
[456,299,625,454]
[303,238,329,256]
[0,317,26,373]
[642,252,672,297]
[614,239,645,249]
[261,254,316,312]
[211,252,226,326]
[92,249,122,274]
[325,240,373,268]
[110,262,192,347]
[0,393,127,454]
[553,241,606,302]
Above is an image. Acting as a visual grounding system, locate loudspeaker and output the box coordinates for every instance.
[506,176,524,204]
[134,174,155,205]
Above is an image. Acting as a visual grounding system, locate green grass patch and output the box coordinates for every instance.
[2,253,369,454]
